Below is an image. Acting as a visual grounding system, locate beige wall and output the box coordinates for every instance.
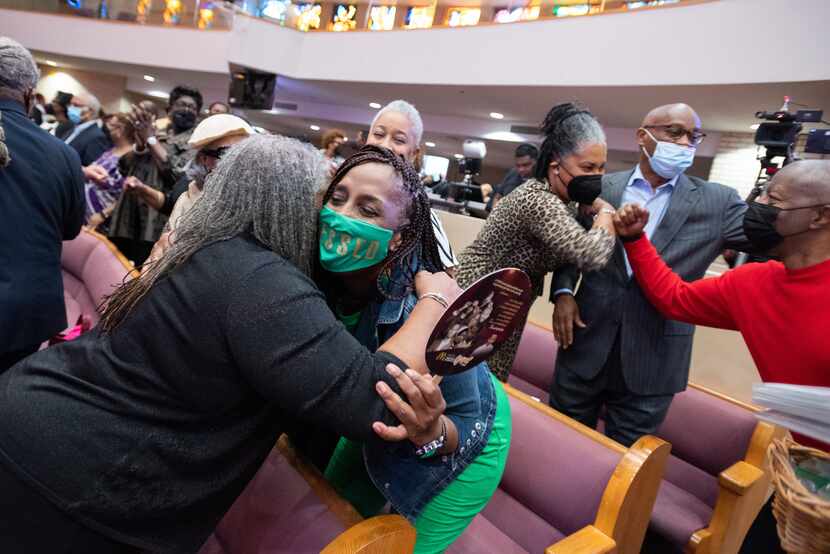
[436,210,761,403]
[36,65,131,115]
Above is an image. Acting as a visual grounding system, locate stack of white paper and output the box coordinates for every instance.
[753,383,830,445]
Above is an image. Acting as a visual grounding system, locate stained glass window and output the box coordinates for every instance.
[446,7,480,27]
[330,4,357,31]
[551,4,599,17]
[197,2,215,27]
[404,6,435,29]
[368,6,396,30]
[294,3,322,31]
[626,0,679,9]
[493,5,539,23]
[135,0,150,22]
[258,0,289,22]
[163,0,182,24]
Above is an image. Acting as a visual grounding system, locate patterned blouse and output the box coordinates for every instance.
[456,178,615,380]
[83,148,125,223]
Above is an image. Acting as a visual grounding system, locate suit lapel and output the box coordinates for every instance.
[605,170,632,209]
[651,174,701,253]
[604,170,634,281]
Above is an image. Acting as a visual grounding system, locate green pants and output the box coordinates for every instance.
[325,373,512,553]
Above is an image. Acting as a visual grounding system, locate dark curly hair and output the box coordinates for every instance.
[322,144,446,299]
[168,85,203,112]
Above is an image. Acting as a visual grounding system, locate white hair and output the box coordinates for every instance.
[371,100,424,145]
[75,91,101,117]
[0,37,40,95]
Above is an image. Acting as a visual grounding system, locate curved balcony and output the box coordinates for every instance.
[0,0,706,33]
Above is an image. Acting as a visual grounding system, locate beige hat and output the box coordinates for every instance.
[188,114,254,149]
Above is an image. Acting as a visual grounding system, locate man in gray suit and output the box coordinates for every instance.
[548,103,750,446]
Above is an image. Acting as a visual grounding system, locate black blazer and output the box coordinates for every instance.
[66,121,110,166]
[552,169,751,395]
[0,99,84,353]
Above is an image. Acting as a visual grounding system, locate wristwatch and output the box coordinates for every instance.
[415,416,447,458]
[146,136,158,146]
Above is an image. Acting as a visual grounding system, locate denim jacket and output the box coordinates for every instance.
[351,288,498,522]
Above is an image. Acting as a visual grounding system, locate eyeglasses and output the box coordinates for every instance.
[201,146,230,160]
[644,125,707,146]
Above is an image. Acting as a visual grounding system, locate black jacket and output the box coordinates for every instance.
[0,235,405,553]
[66,120,110,166]
[0,99,84,354]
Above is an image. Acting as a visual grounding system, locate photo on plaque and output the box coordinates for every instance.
[426,268,532,375]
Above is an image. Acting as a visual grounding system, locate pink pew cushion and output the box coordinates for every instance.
[448,512,531,554]
[650,480,713,548]
[198,448,346,554]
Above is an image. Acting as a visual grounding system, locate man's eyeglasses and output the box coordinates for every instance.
[201,146,230,160]
[644,125,707,146]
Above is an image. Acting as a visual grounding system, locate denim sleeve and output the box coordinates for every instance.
[439,365,484,454]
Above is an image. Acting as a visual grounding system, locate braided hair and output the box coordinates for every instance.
[534,102,606,182]
[322,144,445,299]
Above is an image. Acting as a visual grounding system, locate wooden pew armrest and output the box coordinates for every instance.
[718,460,764,496]
[546,525,616,554]
[321,514,416,554]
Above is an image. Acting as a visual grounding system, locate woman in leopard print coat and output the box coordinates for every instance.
[456,103,617,381]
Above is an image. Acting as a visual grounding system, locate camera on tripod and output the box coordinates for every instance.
[750,97,826,198]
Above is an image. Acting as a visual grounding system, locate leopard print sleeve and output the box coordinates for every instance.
[522,183,616,273]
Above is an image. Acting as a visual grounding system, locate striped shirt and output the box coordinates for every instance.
[430,209,458,268]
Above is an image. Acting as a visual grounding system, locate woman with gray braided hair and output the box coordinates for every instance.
[456,102,618,382]
[312,145,511,553]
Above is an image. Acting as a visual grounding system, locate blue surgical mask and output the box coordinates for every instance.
[67,105,83,125]
[643,130,695,179]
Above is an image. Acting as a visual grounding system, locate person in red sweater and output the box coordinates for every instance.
[614,159,830,451]
[616,159,830,554]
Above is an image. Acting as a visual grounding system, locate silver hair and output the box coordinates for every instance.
[371,100,424,145]
[100,134,328,330]
[75,91,101,117]
[535,102,606,181]
[0,37,39,95]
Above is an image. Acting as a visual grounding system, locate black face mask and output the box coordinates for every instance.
[171,110,197,133]
[743,201,784,253]
[567,173,603,205]
[743,200,823,254]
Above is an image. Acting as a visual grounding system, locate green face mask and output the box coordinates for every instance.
[319,206,394,273]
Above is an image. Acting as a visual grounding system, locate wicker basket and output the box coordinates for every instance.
[768,438,830,554]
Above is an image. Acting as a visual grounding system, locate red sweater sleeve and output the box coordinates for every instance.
[624,236,739,331]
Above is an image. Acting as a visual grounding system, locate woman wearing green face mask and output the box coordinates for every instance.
[314,145,511,554]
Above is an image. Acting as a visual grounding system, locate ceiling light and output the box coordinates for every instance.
[147,90,170,99]
[425,141,436,148]
[310,125,321,131]
[45,60,58,67]
[143,74,156,82]
[489,112,504,120]
[750,123,760,130]
[343,137,348,142]
[453,153,464,159]
[369,102,382,109]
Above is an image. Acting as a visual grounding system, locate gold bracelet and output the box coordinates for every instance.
[418,292,449,309]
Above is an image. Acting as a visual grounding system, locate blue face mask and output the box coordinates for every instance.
[643,130,695,179]
[67,105,83,125]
